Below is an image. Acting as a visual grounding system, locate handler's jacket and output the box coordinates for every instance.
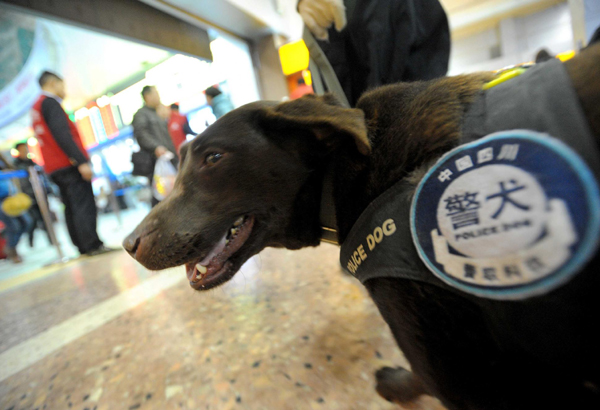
[31,94,89,174]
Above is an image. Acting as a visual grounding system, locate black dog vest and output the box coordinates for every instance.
[340,59,600,300]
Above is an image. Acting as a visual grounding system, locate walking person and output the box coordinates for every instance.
[31,71,114,256]
[132,86,177,206]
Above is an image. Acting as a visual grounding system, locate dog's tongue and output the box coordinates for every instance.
[198,234,227,267]
[196,234,231,277]
[190,216,255,283]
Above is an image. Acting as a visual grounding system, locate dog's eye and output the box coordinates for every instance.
[205,153,223,165]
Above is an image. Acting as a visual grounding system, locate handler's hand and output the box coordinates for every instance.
[298,0,346,41]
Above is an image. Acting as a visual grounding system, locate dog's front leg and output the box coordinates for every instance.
[375,366,429,404]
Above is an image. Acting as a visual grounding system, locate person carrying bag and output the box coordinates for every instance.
[131,85,178,206]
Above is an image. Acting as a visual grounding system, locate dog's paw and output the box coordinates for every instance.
[375,366,427,404]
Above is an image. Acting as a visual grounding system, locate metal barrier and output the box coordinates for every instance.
[27,166,69,264]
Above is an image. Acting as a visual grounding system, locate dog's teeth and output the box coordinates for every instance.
[196,264,207,274]
[231,228,239,236]
[225,240,229,245]
[233,216,244,227]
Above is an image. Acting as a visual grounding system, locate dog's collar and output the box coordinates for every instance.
[320,161,339,245]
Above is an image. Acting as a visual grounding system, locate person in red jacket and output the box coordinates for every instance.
[167,103,195,155]
[31,71,114,256]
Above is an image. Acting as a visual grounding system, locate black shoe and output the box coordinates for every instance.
[85,245,120,257]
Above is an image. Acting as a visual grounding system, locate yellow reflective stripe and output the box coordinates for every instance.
[483,67,527,90]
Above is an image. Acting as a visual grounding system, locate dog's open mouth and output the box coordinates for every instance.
[185,215,255,290]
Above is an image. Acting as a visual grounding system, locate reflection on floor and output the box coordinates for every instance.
[0,202,150,282]
[0,243,445,410]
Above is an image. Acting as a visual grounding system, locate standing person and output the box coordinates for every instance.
[13,142,51,246]
[132,86,177,206]
[204,86,234,119]
[298,0,450,106]
[0,153,32,263]
[167,103,196,154]
[31,71,113,256]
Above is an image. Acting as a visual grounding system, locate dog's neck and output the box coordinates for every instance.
[329,74,493,244]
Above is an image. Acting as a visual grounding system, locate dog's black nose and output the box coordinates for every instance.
[123,234,141,258]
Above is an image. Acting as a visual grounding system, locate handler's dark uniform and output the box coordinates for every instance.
[318,0,450,106]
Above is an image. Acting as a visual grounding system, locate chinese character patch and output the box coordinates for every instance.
[411,130,600,300]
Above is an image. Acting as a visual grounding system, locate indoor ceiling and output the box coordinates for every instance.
[150,0,567,41]
[44,23,172,111]
[441,0,566,39]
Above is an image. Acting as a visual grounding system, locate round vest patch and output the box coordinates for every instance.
[411,130,600,299]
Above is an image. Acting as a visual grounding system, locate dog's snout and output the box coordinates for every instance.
[123,234,141,258]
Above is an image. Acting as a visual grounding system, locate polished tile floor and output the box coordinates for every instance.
[0,241,445,410]
[0,200,150,282]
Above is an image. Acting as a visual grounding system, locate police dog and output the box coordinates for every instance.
[124,44,600,409]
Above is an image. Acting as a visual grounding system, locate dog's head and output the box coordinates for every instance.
[123,94,369,290]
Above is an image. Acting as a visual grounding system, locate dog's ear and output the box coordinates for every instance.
[259,94,370,155]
